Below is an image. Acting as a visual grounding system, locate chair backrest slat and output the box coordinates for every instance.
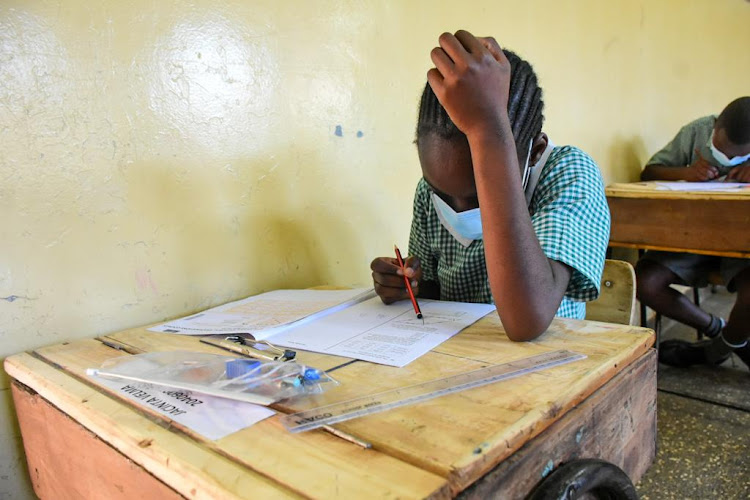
[585,259,637,326]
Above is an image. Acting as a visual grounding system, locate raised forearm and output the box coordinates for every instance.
[468,128,568,341]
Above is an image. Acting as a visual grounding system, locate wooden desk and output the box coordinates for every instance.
[606,182,750,258]
[6,313,655,499]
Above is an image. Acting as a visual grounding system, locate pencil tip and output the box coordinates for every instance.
[417,313,423,319]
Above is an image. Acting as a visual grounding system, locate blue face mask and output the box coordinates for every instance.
[709,130,750,167]
[431,139,534,246]
[431,193,483,242]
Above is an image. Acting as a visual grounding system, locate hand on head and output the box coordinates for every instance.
[370,255,422,304]
[427,30,511,137]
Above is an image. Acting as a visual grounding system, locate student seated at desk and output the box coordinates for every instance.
[636,97,750,368]
[370,31,610,342]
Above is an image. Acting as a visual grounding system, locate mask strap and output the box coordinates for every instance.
[525,139,555,206]
[521,138,533,190]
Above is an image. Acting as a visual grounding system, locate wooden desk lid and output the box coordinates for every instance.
[606,181,750,200]
[6,314,653,498]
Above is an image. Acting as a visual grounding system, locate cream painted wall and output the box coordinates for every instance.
[1,1,748,497]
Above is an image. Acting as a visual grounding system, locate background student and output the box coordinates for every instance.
[370,31,610,341]
[636,97,750,368]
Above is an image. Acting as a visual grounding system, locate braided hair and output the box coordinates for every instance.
[717,97,750,145]
[416,49,544,154]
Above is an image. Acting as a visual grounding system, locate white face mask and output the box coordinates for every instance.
[432,139,534,246]
[709,130,750,167]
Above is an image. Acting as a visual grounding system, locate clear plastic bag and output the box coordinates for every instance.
[87,350,338,405]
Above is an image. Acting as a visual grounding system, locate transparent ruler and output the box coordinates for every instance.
[281,349,586,433]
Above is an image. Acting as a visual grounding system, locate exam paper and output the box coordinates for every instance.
[149,288,376,338]
[270,296,496,367]
[654,181,750,192]
[89,375,275,440]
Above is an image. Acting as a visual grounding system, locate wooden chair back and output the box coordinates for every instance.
[585,259,637,326]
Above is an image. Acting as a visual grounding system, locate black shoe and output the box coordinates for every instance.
[658,339,731,368]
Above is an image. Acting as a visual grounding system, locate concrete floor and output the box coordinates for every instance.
[635,287,749,500]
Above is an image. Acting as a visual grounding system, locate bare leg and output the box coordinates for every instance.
[636,260,711,330]
[656,266,750,368]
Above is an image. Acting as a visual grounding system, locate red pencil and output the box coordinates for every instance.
[394,245,423,319]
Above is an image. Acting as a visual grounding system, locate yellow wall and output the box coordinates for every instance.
[1,1,748,496]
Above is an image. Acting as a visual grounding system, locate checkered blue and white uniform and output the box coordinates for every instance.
[408,145,611,319]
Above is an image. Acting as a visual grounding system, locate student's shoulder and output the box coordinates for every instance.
[544,145,600,179]
[536,145,604,198]
[414,177,430,197]
[676,115,716,136]
[684,115,717,128]
[412,177,432,207]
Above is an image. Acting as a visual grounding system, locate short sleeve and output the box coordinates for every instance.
[530,147,610,302]
[408,179,438,283]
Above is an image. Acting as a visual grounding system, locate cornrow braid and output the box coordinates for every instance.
[416,83,464,141]
[416,49,544,154]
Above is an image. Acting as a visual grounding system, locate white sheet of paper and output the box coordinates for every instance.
[89,375,275,440]
[149,288,375,338]
[270,296,496,367]
[654,181,750,192]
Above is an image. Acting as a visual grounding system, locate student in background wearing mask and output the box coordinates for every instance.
[636,96,750,369]
[370,31,610,342]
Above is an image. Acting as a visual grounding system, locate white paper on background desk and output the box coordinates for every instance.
[149,288,375,338]
[654,181,750,192]
[89,375,275,440]
[270,296,496,367]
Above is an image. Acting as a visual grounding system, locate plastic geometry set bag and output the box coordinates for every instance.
[87,350,338,406]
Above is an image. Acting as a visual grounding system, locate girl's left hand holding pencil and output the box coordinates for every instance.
[370,255,422,304]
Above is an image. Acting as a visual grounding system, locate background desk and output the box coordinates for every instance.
[606,182,750,259]
[6,314,655,499]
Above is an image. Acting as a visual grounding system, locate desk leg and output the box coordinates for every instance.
[637,249,649,328]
